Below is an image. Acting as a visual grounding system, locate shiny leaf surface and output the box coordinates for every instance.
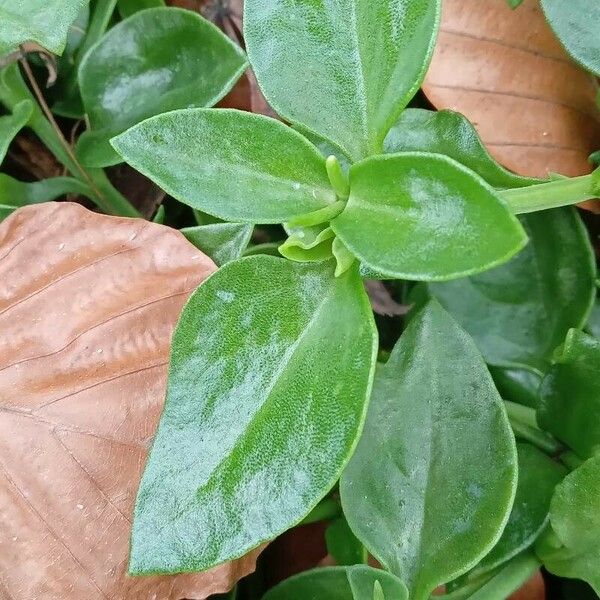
[0,0,89,55]
[0,202,259,599]
[244,0,441,161]
[428,208,595,373]
[262,566,408,600]
[340,301,518,600]
[131,257,377,574]
[537,455,600,594]
[538,330,600,459]
[77,7,247,166]
[331,153,526,281]
[181,223,253,267]
[384,109,540,189]
[112,109,335,223]
[541,0,600,76]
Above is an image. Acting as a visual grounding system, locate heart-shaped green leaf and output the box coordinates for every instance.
[130,256,377,574]
[262,566,408,600]
[112,109,336,223]
[428,208,595,373]
[538,329,600,459]
[77,7,247,167]
[541,0,600,76]
[384,109,540,189]
[0,0,89,56]
[181,223,253,267]
[330,153,526,281]
[340,301,518,600]
[537,455,600,594]
[244,0,441,162]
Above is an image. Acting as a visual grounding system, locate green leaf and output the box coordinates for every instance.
[0,100,32,164]
[331,153,526,281]
[262,566,408,600]
[244,0,441,161]
[538,329,600,460]
[506,0,525,8]
[326,517,366,567]
[384,109,540,189]
[489,367,542,409]
[130,256,377,574]
[76,7,247,167]
[541,0,600,76]
[279,226,335,263]
[537,455,600,594]
[0,0,89,56]
[585,296,600,339]
[473,443,566,576]
[112,109,336,223]
[0,174,94,220]
[117,0,165,18]
[181,223,253,267]
[340,300,518,600]
[428,208,596,373]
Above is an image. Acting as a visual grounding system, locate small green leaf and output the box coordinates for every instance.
[0,100,32,164]
[537,455,600,594]
[332,237,357,278]
[130,257,377,574]
[77,7,247,167]
[489,367,542,409]
[262,566,408,600]
[472,443,566,576]
[331,153,526,281]
[244,0,441,161]
[373,580,385,600]
[279,227,335,263]
[326,517,366,567]
[384,109,540,189]
[538,329,600,459]
[506,0,525,8]
[181,223,253,267]
[0,0,89,56]
[541,0,600,76]
[428,208,596,373]
[340,301,518,600]
[112,109,336,223]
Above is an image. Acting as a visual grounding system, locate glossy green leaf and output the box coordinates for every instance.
[384,110,540,189]
[244,0,441,161]
[130,256,377,574]
[428,208,595,373]
[77,7,247,167]
[181,223,253,267]
[326,517,366,567]
[0,100,32,164]
[538,329,600,459]
[112,109,335,223]
[0,0,89,56]
[537,455,600,593]
[331,153,526,281]
[262,566,408,600]
[541,0,600,76]
[0,175,93,221]
[474,443,566,575]
[117,0,164,18]
[490,368,542,409]
[340,301,518,600]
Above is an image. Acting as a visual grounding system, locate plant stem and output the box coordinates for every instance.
[326,155,350,199]
[559,450,583,471]
[287,200,346,227]
[504,400,538,429]
[8,58,141,218]
[499,172,597,214]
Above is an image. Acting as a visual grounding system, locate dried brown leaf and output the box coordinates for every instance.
[422,0,600,182]
[0,203,260,599]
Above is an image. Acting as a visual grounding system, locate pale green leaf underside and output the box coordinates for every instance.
[341,301,518,600]
[112,109,335,223]
[244,0,441,161]
[130,256,377,574]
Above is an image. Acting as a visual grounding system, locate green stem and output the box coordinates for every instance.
[326,155,350,199]
[287,200,346,227]
[500,172,597,214]
[300,497,341,525]
[559,450,584,471]
[504,400,538,429]
[508,416,563,455]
